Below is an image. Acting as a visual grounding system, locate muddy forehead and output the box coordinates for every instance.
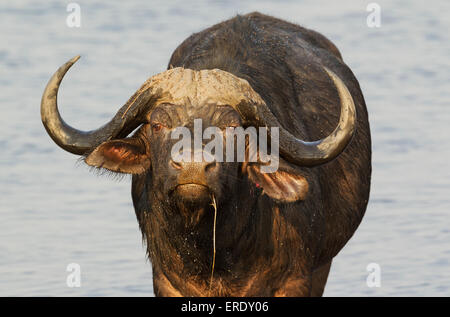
[143,67,265,106]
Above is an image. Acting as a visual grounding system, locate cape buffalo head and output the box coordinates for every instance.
[41,56,356,217]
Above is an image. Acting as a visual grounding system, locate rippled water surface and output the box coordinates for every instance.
[1,0,449,296]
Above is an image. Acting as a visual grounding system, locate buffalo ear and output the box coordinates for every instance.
[85,138,150,174]
[246,164,309,202]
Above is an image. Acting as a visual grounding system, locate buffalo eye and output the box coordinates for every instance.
[152,123,164,133]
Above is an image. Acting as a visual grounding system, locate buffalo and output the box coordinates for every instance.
[41,12,371,296]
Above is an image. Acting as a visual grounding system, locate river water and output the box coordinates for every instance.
[1,0,449,296]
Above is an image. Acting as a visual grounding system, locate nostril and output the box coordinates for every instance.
[170,159,183,170]
[204,161,218,173]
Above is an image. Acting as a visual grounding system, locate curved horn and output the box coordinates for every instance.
[41,56,155,155]
[237,66,356,167]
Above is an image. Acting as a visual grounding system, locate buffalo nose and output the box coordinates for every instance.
[170,159,218,187]
[170,149,219,185]
[170,149,218,175]
[170,159,217,174]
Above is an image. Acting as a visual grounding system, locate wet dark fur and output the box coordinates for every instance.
[132,12,371,296]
